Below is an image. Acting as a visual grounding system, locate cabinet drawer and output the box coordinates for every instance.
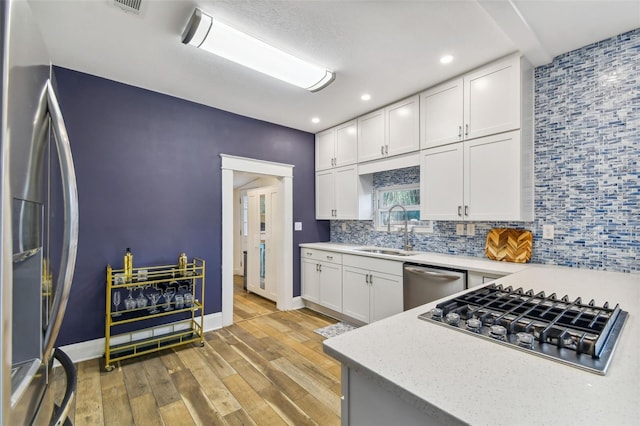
[301,248,342,264]
[342,254,402,276]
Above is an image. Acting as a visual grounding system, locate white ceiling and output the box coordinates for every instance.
[28,0,639,133]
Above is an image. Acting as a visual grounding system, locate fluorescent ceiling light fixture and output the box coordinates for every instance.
[182,8,335,92]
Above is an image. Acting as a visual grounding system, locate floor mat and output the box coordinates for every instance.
[314,322,357,338]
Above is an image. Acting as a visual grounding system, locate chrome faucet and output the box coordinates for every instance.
[387,204,412,251]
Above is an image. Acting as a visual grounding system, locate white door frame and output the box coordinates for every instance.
[220,154,294,327]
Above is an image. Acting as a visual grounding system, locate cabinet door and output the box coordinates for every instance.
[315,169,335,219]
[386,95,419,156]
[316,128,335,171]
[370,271,403,323]
[464,131,521,221]
[464,57,520,140]
[342,266,370,323]
[420,144,464,221]
[335,120,358,167]
[357,109,385,162]
[334,165,358,220]
[301,258,320,303]
[319,261,342,312]
[420,79,463,149]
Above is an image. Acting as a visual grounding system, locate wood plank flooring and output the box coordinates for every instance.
[54,276,341,425]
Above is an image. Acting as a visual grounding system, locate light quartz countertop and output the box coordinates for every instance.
[299,242,528,275]
[323,265,640,425]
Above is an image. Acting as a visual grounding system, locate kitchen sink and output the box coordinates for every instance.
[354,248,415,257]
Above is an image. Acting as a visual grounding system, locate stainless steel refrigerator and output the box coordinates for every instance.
[1,1,78,424]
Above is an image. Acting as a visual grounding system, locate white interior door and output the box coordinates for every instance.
[246,185,279,302]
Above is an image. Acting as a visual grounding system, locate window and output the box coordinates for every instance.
[375,184,421,231]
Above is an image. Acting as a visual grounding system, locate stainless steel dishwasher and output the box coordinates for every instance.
[403,263,467,310]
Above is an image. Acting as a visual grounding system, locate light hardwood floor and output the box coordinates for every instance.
[54,276,341,425]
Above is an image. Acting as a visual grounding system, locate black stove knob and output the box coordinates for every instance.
[489,325,507,340]
[516,332,535,349]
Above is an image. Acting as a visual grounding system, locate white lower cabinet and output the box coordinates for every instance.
[301,249,343,312]
[341,255,403,324]
[301,250,403,324]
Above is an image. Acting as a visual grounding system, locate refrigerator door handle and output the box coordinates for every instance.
[51,348,77,426]
[41,80,79,363]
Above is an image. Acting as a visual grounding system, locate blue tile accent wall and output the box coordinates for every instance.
[331,28,639,273]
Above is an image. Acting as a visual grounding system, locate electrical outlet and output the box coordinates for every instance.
[466,223,475,237]
[456,223,466,236]
[543,224,554,240]
[294,222,302,231]
[341,223,347,232]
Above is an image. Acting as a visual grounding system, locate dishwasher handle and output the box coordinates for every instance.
[404,266,462,281]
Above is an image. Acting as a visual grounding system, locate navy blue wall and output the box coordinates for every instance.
[53,67,329,346]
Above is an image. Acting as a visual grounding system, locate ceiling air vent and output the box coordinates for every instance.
[113,0,142,15]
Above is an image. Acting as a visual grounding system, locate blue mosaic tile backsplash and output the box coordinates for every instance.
[331,28,639,273]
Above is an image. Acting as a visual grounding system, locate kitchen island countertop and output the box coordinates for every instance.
[323,265,640,425]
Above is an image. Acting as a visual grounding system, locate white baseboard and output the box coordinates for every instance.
[58,312,224,365]
[291,296,305,310]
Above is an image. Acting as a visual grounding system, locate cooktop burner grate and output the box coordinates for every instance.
[419,284,628,375]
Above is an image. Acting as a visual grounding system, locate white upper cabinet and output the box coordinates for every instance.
[358,95,419,162]
[316,128,336,171]
[357,109,386,162]
[315,120,358,171]
[386,95,420,156]
[335,121,358,167]
[420,79,464,149]
[420,143,464,221]
[315,165,373,220]
[420,130,533,221]
[464,56,520,140]
[420,54,525,149]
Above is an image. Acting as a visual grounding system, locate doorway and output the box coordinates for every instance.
[221,154,294,327]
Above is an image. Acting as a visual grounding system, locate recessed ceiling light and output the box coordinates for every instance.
[440,55,454,64]
[311,117,320,124]
[361,93,371,101]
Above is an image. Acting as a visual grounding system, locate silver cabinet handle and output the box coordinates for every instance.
[316,264,319,271]
[327,256,333,260]
[380,145,384,155]
[40,80,79,364]
[319,264,322,273]
[465,124,469,136]
[458,125,462,139]
[465,205,469,216]
[385,145,388,154]
[365,274,369,284]
[306,251,313,256]
[369,274,373,285]
[458,206,462,217]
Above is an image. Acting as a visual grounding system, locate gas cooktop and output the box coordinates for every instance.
[418,284,628,375]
